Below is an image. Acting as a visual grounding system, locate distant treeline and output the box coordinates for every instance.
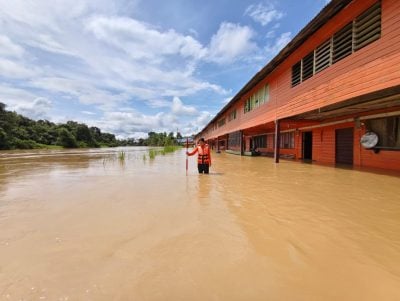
[0,102,183,150]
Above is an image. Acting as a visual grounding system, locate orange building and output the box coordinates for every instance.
[196,0,400,172]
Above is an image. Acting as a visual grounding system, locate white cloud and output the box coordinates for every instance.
[26,34,77,56]
[265,32,291,55]
[88,97,210,138]
[222,97,232,104]
[195,111,214,130]
[29,77,130,110]
[189,28,199,38]
[0,58,38,79]
[245,3,284,26]
[182,111,214,135]
[93,110,177,138]
[0,35,25,58]
[0,0,259,136]
[0,0,228,100]
[85,16,207,61]
[0,84,41,107]
[13,97,52,120]
[171,97,197,116]
[207,22,257,64]
[81,111,96,115]
[146,99,171,109]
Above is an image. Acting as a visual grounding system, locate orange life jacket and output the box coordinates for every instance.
[197,144,211,165]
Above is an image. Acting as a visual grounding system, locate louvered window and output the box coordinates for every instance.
[253,135,267,148]
[302,51,314,81]
[290,2,381,88]
[332,23,353,63]
[228,131,241,148]
[228,109,236,122]
[291,61,301,87]
[264,84,270,103]
[280,132,295,149]
[315,39,331,73]
[244,84,270,113]
[354,2,381,51]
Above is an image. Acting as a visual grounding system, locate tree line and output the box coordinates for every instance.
[0,102,183,150]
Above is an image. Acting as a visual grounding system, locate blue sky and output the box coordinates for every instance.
[0,0,329,138]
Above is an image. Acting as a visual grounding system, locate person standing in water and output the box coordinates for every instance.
[187,138,211,174]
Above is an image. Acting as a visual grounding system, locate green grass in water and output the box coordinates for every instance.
[117,151,126,162]
[163,145,179,153]
[148,149,157,160]
[147,145,179,160]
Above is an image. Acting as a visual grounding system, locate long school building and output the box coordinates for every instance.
[196,0,400,172]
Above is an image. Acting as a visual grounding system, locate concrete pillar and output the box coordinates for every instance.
[274,119,281,163]
[240,130,244,156]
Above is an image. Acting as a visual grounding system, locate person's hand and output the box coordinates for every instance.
[186,152,189,155]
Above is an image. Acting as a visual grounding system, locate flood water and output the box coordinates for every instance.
[0,147,400,301]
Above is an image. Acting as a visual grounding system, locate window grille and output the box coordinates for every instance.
[228,131,241,148]
[280,132,295,149]
[217,118,226,127]
[354,2,381,51]
[264,84,270,103]
[291,61,301,87]
[302,51,315,81]
[244,84,269,113]
[332,22,353,63]
[228,109,237,121]
[290,2,381,87]
[315,39,331,73]
[253,135,267,148]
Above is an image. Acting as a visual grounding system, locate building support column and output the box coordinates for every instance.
[240,130,244,156]
[217,136,220,153]
[274,119,281,163]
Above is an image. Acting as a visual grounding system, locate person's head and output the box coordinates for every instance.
[198,138,205,145]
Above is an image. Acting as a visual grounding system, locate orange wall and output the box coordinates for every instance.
[296,122,400,171]
[202,0,400,141]
[304,122,354,165]
[355,127,400,171]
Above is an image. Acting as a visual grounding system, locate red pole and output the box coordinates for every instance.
[186,137,189,175]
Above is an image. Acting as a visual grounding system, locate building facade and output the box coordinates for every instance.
[196,0,400,172]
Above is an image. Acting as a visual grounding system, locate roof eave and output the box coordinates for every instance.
[199,0,353,134]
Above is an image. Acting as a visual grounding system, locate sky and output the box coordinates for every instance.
[0,0,330,138]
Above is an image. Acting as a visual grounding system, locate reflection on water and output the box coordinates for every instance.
[0,148,400,300]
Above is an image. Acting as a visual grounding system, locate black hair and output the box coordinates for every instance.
[199,138,205,142]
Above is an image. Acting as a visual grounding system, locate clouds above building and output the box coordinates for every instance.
[0,0,327,138]
[245,3,284,26]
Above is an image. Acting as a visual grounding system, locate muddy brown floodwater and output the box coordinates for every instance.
[0,147,400,300]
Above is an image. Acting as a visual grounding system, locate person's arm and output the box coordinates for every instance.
[187,147,198,156]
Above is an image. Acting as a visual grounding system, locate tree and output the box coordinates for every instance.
[0,104,174,149]
[90,127,102,141]
[57,128,78,148]
[76,124,96,147]
[0,128,9,149]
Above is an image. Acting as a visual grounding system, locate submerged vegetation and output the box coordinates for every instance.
[149,149,157,160]
[117,151,126,162]
[102,145,180,168]
[148,145,180,160]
